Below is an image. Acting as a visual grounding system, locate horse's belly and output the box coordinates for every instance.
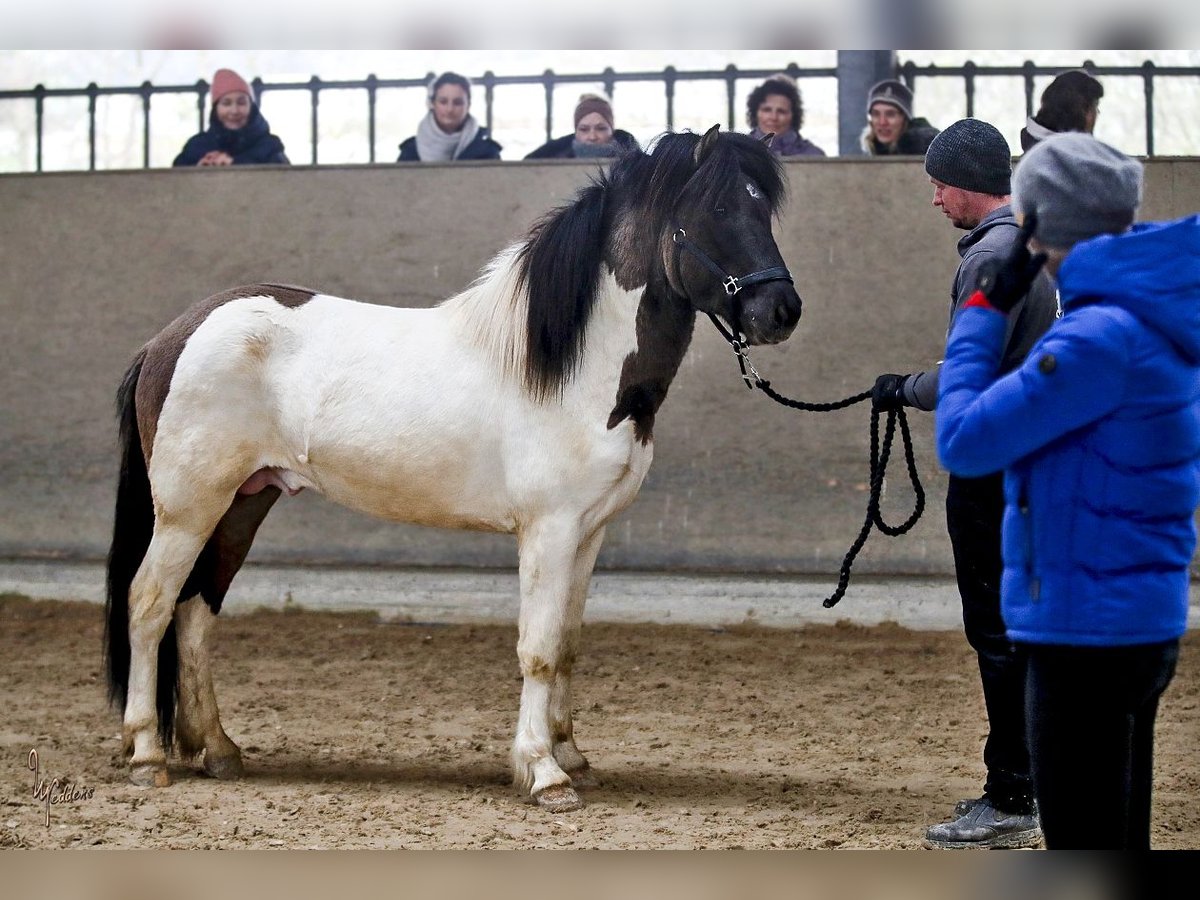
[307,451,517,533]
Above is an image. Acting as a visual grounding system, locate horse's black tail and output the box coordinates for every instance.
[105,349,178,748]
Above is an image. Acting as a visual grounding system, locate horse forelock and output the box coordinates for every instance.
[682,131,787,217]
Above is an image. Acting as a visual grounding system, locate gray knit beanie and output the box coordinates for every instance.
[923,118,1012,196]
[866,80,913,119]
[1012,132,1143,249]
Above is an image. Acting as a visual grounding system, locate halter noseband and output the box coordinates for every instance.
[671,225,794,386]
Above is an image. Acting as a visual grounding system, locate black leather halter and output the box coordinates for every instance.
[671,225,794,384]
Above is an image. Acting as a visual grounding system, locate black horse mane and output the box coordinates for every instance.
[515,129,786,401]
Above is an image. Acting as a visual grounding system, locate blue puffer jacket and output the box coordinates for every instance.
[937,214,1200,646]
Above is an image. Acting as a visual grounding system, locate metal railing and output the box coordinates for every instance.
[2,58,1197,171]
[0,63,836,171]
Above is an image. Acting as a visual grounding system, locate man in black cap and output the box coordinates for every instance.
[871,118,1058,849]
[862,78,941,156]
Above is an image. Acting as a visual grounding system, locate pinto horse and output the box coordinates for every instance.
[105,126,802,812]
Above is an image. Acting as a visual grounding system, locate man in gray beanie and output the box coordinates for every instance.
[936,133,1200,848]
[872,117,1058,849]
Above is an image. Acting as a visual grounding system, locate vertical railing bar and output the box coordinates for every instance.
[482,70,495,137]
[309,76,320,165]
[964,60,976,119]
[664,66,676,131]
[87,82,97,171]
[725,64,737,131]
[1023,60,1036,118]
[196,81,207,134]
[1142,61,1156,157]
[366,74,377,163]
[141,81,152,169]
[34,84,45,172]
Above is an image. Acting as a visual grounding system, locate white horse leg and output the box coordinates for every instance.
[550,525,605,788]
[174,596,243,780]
[513,517,585,811]
[124,521,216,786]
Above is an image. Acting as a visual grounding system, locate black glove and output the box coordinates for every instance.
[975,213,1048,313]
[872,373,910,412]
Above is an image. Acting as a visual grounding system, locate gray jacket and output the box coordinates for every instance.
[903,205,1059,410]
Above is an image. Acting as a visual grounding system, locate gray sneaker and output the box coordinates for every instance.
[924,797,1043,849]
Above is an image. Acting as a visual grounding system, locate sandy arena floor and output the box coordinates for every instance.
[2,593,1197,849]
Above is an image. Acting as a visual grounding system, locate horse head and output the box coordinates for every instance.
[658,125,803,345]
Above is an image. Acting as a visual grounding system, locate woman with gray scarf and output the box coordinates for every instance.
[398,72,503,162]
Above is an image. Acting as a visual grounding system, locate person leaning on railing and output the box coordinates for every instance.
[524,93,639,160]
[172,69,290,167]
[861,79,940,157]
[744,72,825,157]
[1019,70,1104,153]
[397,72,502,162]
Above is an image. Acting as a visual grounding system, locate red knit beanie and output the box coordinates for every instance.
[211,68,253,104]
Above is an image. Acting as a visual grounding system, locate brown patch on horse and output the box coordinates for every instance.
[178,487,283,614]
[607,287,695,444]
[135,284,316,459]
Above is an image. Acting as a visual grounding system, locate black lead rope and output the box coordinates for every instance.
[671,225,925,606]
[710,322,926,608]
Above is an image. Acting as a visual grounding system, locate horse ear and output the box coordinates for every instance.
[759,131,776,148]
[693,124,720,165]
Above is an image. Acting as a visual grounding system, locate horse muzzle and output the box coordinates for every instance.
[739,282,803,345]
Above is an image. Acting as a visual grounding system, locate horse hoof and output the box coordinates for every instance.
[203,752,244,780]
[129,763,170,788]
[567,766,599,790]
[535,784,583,813]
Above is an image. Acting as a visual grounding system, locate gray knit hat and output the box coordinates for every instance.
[866,80,913,119]
[923,118,1012,196]
[1012,132,1143,249]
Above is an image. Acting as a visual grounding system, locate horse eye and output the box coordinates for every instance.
[715,204,727,216]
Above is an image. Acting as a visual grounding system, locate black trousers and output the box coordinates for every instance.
[1023,640,1179,849]
[945,472,1033,813]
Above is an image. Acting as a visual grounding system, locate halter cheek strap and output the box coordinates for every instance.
[671,226,794,302]
[671,225,794,387]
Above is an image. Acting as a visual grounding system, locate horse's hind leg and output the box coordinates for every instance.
[175,597,243,779]
[174,489,281,780]
[513,517,587,811]
[550,526,605,789]
[125,520,220,786]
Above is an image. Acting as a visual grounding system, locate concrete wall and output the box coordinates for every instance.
[2,157,1198,575]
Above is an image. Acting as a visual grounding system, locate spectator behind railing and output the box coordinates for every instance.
[524,93,639,160]
[172,69,290,167]
[861,79,941,157]
[398,72,502,163]
[1019,70,1104,152]
[745,73,825,157]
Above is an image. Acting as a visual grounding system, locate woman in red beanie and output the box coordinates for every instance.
[173,68,290,167]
